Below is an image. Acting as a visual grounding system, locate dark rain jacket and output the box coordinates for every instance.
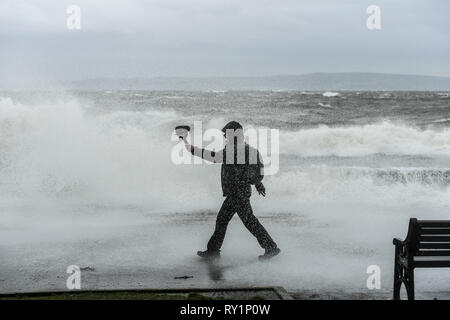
[191,142,264,198]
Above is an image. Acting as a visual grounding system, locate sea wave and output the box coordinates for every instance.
[317,102,333,108]
[264,165,450,211]
[0,96,210,212]
[1,96,449,215]
[322,91,340,97]
[432,118,450,123]
[280,121,450,157]
[290,166,450,187]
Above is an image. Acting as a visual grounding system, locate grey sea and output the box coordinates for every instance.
[1,90,449,298]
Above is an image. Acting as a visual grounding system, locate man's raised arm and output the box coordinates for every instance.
[182,138,224,163]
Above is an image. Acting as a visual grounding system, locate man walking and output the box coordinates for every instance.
[182,121,280,260]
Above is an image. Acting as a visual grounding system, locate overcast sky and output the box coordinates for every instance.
[0,0,449,84]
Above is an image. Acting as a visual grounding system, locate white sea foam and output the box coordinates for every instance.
[280,121,450,157]
[432,118,450,123]
[322,91,340,97]
[0,97,217,213]
[317,102,332,108]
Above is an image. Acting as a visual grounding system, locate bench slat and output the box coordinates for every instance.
[418,243,450,249]
[419,235,450,242]
[418,221,450,228]
[417,250,450,256]
[419,228,450,235]
[414,260,450,268]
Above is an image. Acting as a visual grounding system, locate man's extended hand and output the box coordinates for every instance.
[255,182,266,197]
[180,137,192,152]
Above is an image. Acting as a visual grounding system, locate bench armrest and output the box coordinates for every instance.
[393,238,405,246]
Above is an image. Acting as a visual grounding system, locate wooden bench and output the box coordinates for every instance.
[393,218,450,300]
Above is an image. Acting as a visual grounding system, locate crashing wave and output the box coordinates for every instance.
[322,91,340,97]
[280,121,450,157]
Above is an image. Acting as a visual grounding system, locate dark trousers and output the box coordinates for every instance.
[207,195,277,252]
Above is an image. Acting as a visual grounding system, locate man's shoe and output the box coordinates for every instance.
[258,247,281,261]
[197,250,220,259]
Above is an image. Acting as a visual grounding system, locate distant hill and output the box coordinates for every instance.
[2,73,450,90]
[66,73,450,90]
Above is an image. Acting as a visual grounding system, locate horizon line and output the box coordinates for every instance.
[69,72,450,82]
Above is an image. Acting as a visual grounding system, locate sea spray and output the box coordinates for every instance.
[1,91,449,293]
